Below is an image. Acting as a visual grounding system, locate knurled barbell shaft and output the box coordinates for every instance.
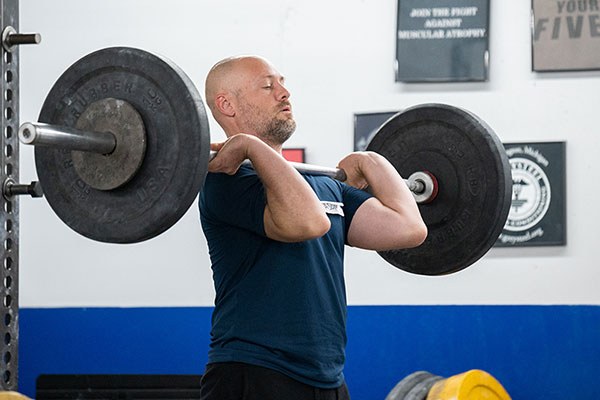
[18,122,116,154]
[210,151,349,182]
[18,122,427,196]
[209,151,426,194]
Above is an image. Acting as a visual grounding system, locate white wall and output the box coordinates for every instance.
[17,0,600,307]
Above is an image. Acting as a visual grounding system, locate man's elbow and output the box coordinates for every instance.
[406,221,428,248]
[274,214,331,242]
[296,214,331,241]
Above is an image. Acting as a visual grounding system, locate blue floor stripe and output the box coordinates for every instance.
[18,305,600,399]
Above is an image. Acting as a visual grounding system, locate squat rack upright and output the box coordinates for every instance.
[1,0,42,391]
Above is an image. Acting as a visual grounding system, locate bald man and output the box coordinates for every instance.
[198,55,426,400]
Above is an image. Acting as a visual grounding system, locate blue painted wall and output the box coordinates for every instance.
[19,306,600,399]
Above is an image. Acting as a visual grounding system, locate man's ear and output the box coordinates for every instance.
[215,94,235,117]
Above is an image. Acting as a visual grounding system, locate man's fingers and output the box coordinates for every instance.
[210,142,225,152]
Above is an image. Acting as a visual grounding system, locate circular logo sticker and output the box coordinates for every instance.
[505,157,551,232]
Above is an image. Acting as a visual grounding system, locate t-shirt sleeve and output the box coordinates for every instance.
[341,183,373,242]
[199,166,267,236]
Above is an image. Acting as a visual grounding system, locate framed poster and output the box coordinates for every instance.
[396,0,490,82]
[495,142,566,247]
[353,111,398,151]
[532,0,600,71]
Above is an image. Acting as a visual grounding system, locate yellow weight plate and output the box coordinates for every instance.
[0,391,32,399]
[426,369,511,400]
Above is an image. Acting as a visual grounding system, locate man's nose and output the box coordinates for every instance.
[276,84,290,101]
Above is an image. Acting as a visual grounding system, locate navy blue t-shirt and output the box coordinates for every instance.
[199,165,372,388]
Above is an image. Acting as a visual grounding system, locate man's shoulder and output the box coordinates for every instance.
[205,165,257,186]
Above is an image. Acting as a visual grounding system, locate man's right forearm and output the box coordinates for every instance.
[242,136,331,242]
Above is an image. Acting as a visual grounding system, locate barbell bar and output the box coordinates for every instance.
[209,151,431,197]
[17,121,429,198]
[17,46,512,276]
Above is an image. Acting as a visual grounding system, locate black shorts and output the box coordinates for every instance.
[199,362,351,400]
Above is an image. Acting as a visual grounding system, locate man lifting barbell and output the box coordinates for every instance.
[18,46,511,277]
[198,55,427,400]
[16,46,512,398]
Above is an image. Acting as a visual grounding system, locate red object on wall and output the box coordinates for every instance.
[282,148,305,163]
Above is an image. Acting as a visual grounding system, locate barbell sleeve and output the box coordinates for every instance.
[18,122,117,154]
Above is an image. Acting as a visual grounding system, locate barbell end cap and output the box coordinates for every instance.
[18,122,38,145]
[407,171,438,204]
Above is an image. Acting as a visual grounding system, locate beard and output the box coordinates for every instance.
[238,102,296,146]
[262,117,296,145]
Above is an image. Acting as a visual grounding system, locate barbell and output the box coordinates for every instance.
[17,47,512,276]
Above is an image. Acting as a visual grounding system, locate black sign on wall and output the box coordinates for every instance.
[496,142,567,247]
[532,0,600,71]
[396,0,490,82]
[353,111,398,151]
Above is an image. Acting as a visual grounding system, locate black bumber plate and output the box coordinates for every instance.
[36,47,210,243]
[385,371,436,400]
[367,104,512,275]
